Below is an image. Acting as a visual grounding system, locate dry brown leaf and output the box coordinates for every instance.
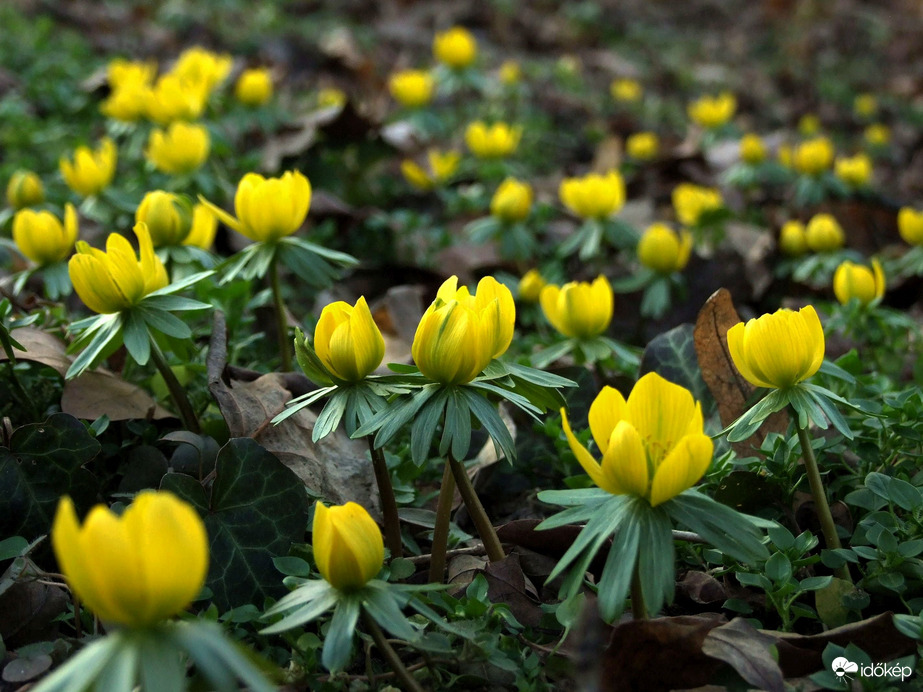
[0,327,72,376]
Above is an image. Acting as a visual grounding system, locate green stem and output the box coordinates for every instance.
[630,559,648,620]
[428,462,455,584]
[149,338,200,434]
[795,416,852,583]
[270,257,292,372]
[448,453,505,563]
[367,437,403,559]
[361,610,424,692]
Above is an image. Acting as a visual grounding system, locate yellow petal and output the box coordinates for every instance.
[561,407,611,491]
[601,420,648,498]
[587,385,629,454]
[626,372,701,466]
[649,434,713,506]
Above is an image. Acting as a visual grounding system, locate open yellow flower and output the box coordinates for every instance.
[145,73,209,125]
[183,204,218,250]
[313,502,384,591]
[401,149,460,190]
[833,259,885,306]
[52,492,208,628]
[490,178,532,222]
[559,171,625,220]
[727,305,825,390]
[835,153,872,187]
[146,121,211,175]
[7,170,45,209]
[136,191,192,246]
[540,275,612,339]
[235,67,273,107]
[561,372,714,506]
[201,171,311,242]
[687,92,736,129]
[107,58,157,90]
[69,223,169,314]
[314,296,385,382]
[465,121,521,159]
[793,137,834,176]
[672,183,722,227]
[433,27,477,69]
[101,82,152,123]
[60,138,117,197]
[172,46,232,95]
[637,223,692,274]
[388,69,435,108]
[898,207,923,246]
[13,204,79,265]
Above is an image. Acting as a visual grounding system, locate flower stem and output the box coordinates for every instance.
[367,437,403,559]
[270,257,292,372]
[149,337,200,434]
[361,610,424,692]
[630,559,648,620]
[428,462,455,583]
[795,416,852,583]
[448,453,505,563]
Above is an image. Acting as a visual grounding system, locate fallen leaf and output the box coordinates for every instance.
[484,553,543,627]
[702,618,785,692]
[0,558,67,649]
[678,571,727,605]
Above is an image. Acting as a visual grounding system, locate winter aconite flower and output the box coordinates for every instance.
[201,171,311,242]
[672,183,722,227]
[793,137,834,176]
[805,213,845,252]
[540,275,613,339]
[433,27,477,69]
[145,73,208,125]
[235,68,273,107]
[172,46,232,95]
[561,372,714,506]
[835,153,872,188]
[69,223,169,314]
[13,204,79,266]
[146,121,211,175]
[626,132,659,161]
[465,121,521,159]
[490,178,532,222]
[779,220,808,257]
[388,69,435,108]
[687,92,736,129]
[739,134,767,165]
[183,204,218,250]
[559,171,625,220]
[727,306,825,390]
[6,170,44,209]
[610,78,642,103]
[898,207,923,246]
[637,223,692,274]
[52,492,208,628]
[60,138,117,197]
[518,269,546,302]
[854,93,877,119]
[833,259,885,306]
[313,502,384,591]
[314,297,385,382]
[401,149,460,190]
[136,191,192,247]
[864,123,890,147]
[499,61,521,85]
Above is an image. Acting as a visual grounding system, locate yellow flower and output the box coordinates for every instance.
[798,114,821,136]
[898,207,923,246]
[687,92,736,129]
[101,82,152,122]
[433,26,477,69]
[499,60,521,85]
[317,87,347,109]
[388,69,435,108]
[727,305,825,389]
[313,502,383,591]
[235,67,273,107]
[637,223,692,274]
[314,296,385,382]
[201,171,311,243]
[739,134,767,165]
[13,204,78,265]
[559,171,625,220]
[107,58,157,90]
[146,121,211,175]
[183,204,218,250]
[793,136,834,176]
[465,121,521,159]
[490,178,532,222]
[833,259,885,306]
[172,46,232,95]
[864,123,890,147]
[671,183,722,227]
[834,153,872,187]
[518,269,546,302]
[69,223,169,314]
[540,275,613,339]
[805,213,845,252]
[52,491,208,628]
[777,143,793,168]
[401,149,460,190]
[561,372,713,506]
[60,138,117,198]
[626,132,659,161]
[853,93,877,119]
[136,191,192,247]
[412,275,515,385]
[778,220,808,257]
[610,78,642,103]
[6,170,44,209]
[145,73,209,125]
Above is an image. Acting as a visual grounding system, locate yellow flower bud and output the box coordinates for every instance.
[739,134,767,165]
[671,183,723,227]
[727,305,825,389]
[687,92,736,129]
[834,153,872,188]
[388,69,435,108]
[864,123,890,147]
[833,259,885,306]
[183,203,218,250]
[13,204,79,265]
[805,213,845,252]
[778,220,808,257]
[637,223,692,274]
[146,121,211,175]
[314,296,385,382]
[499,61,521,85]
[561,372,713,506]
[69,223,169,314]
[559,171,625,220]
[798,114,821,136]
[136,191,193,247]
[313,502,383,591]
[518,269,546,302]
[853,93,877,119]
[626,132,659,161]
[52,491,208,627]
[60,138,117,198]
[610,78,642,103]
[540,275,613,339]
[433,26,477,69]
[898,207,923,246]
[490,178,533,223]
[793,137,834,176]
[465,121,521,160]
[6,170,45,209]
[401,150,461,191]
[235,67,273,107]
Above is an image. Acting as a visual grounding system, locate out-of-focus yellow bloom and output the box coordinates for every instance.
[145,73,208,125]
[778,220,808,257]
[172,46,232,95]
[317,87,347,109]
[518,269,546,302]
[101,82,151,122]
[136,191,192,247]
[52,492,207,628]
[559,171,625,220]
[388,69,434,108]
[235,68,273,107]
[313,502,383,591]
[555,55,582,78]
[13,204,78,266]
[853,93,877,119]
[739,134,767,165]
[687,92,736,129]
[798,114,821,136]
[637,223,692,274]
[401,149,460,191]
[490,178,532,222]
[835,153,872,187]
[898,207,923,246]
[864,123,890,147]
[465,121,521,159]
[833,259,885,306]
[107,58,157,89]
[60,138,117,198]
[183,204,218,250]
[499,61,521,85]
[540,275,612,339]
[793,136,834,176]
[671,183,722,227]
[805,213,845,252]
[201,171,311,243]
[777,143,793,168]
[314,296,385,382]
[433,27,477,69]
[728,306,824,390]
[6,170,44,209]
[626,132,659,161]
[561,372,713,506]
[610,78,642,103]
[146,121,211,175]
[412,275,514,385]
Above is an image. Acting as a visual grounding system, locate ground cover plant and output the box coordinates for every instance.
[2,0,923,689]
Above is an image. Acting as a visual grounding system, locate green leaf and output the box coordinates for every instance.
[799,576,833,591]
[147,270,215,297]
[666,490,769,564]
[547,495,632,585]
[597,511,641,622]
[410,388,448,464]
[636,504,675,616]
[142,294,211,312]
[26,635,120,692]
[461,387,516,462]
[273,556,312,578]
[137,306,193,340]
[639,277,671,319]
[323,596,361,671]
[122,310,152,366]
[137,631,185,692]
[173,620,276,692]
[536,487,611,508]
[364,583,420,641]
[66,312,123,379]
[312,389,349,442]
[440,387,471,461]
[639,324,713,414]
[92,635,138,692]
[725,390,789,443]
[0,536,28,561]
[261,581,338,634]
[764,552,792,583]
